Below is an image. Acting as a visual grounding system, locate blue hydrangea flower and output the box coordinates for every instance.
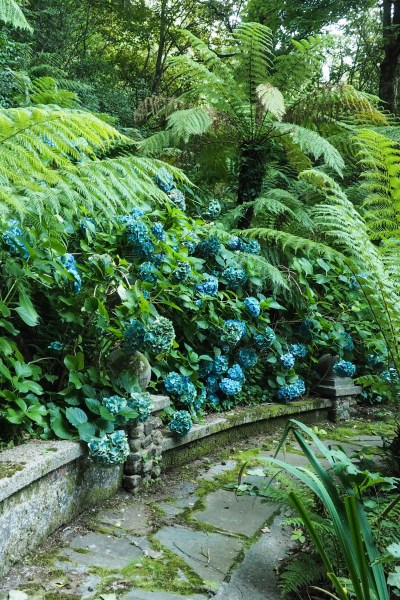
[169,410,193,436]
[132,207,145,218]
[333,360,356,378]
[151,222,166,241]
[341,332,354,351]
[102,395,127,415]
[199,359,214,377]
[169,188,186,211]
[172,261,191,283]
[222,320,246,346]
[253,326,276,351]
[196,275,219,297]
[237,348,258,369]
[276,379,306,403]
[61,253,81,293]
[227,236,241,251]
[294,379,306,396]
[207,392,220,407]
[367,354,383,367]
[212,355,229,375]
[144,317,175,354]
[123,320,146,354]
[219,378,242,395]
[381,368,399,383]
[3,220,29,258]
[196,237,221,258]
[48,341,63,351]
[204,200,221,220]
[156,167,174,192]
[194,388,207,413]
[88,430,130,465]
[154,252,165,266]
[165,372,187,395]
[138,261,157,283]
[240,239,261,255]
[182,239,197,255]
[130,392,151,423]
[244,297,260,318]
[227,364,245,382]
[223,266,248,290]
[206,375,219,393]
[280,353,295,371]
[289,344,308,358]
[126,219,154,260]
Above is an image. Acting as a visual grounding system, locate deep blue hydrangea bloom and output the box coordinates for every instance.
[276,379,306,403]
[169,410,193,436]
[138,261,157,284]
[300,319,316,340]
[61,253,81,293]
[154,252,165,266]
[295,379,306,396]
[226,236,241,251]
[280,353,295,371]
[196,275,219,297]
[48,341,63,351]
[381,368,399,382]
[88,430,130,465]
[123,319,146,354]
[342,332,354,351]
[132,207,145,218]
[181,382,197,405]
[367,354,383,367]
[103,395,127,415]
[244,297,261,318]
[212,355,229,375]
[222,320,246,346]
[165,372,187,395]
[333,360,356,378]
[289,344,308,358]
[237,348,258,369]
[223,266,248,290]
[172,261,191,283]
[169,188,186,211]
[196,237,221,258]
[206,375,219,393]
[183,240,197,255]
[80,218,96,235]
[204,200,221,220]
[227,364,245,382]
[151,222,166,241]
[253,326,276,351]
[207,392,220,407]
[219,378,243,395]
[156,167,174,192]
[126,219,154,260]
[199,359,214,377]
[130,392,151,423]
[240,239,261,255]
[3,220,29,258]
[144,317,175,354]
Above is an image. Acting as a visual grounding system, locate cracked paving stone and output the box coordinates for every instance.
[198,460,237,480]
[95,503,152,535]
[122,591,208,599]
[193,489,277,537]
[154,525,243,583]
[61,531,143,569]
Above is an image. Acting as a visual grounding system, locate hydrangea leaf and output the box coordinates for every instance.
[65,407,88,428]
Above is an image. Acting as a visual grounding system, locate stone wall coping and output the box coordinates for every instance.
[0,440,84,503]
[162,397,332,451]
[150,394,170,413]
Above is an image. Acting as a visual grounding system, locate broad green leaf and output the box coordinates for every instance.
[65,407,88,427]
[15,292,39,327]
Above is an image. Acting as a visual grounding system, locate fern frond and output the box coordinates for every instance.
[167,107,213,142]
[0,0,32,30]
[256,83,285,121]
[280,556,326,596]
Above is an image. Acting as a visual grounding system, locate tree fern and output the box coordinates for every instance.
[0,0,32,31]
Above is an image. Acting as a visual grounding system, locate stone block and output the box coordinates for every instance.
[152,430,163,445]
[151,465,161,478]
[142,435,153,449]
[128,424,144,439]
[123,475,142,491]
[151,417,163,429]
[144,421,154,436]
[142,459,154,474]
[124,457,142,476]
[128,438,142,452]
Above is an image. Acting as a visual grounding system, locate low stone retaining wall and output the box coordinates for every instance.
[162,398,332,469]
[0,440,122,578]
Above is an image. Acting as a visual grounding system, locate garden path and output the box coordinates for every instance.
[0,427,384,600]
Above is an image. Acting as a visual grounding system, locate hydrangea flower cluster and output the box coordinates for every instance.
[88,430,130,465]
[144,317,175,354]
[103,395,127,415]
[342,332,354,351]
[169,410,193,436]
[151,222,166,241]
[253,326,276,351]
[154,252,165,266]
[276,379,306,403]
[367,354,383,367]
[206,375,219,392]
[169,188,186,211]
[219,377,243,395]
[196,275,218,297]
[123,320,146,354]
[223,266,248,289]
[244,297,261,318]
[237,348,257,369]
[2,220,29,258]
[172,261,191,283]
[125,218,154,259]
[138,261,157,283]
[61,253,82,293]
[183,239,197,255]
[333,360,356,378]
[222,320,246,346]
[381,368,399,383]
[204,200,221,220]
[280,353,295,371]
[156,167,174,192]
[226,236,260,254]
[48,341,63,351]
[196,237,221,258]
[213,355,229,375]
[130,392,151,423]
[227,364,245,382]
[289,344,308,358]
[164,372,197,405]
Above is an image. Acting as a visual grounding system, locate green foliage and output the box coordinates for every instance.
[0,0,32,30]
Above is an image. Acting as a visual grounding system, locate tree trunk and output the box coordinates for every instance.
[379,0,400,114]
[237,142,267,229]
[152,0,168,93]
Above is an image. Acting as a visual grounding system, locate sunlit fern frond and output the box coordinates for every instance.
[0,0,32,30]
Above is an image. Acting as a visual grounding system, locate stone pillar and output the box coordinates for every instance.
[123,394,170,494]
[314,376,361,422]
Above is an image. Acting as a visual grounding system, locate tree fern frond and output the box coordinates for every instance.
[0,0,32,30]
[167,107,213,142]
[280,556,326,596]
[137,131,172,156]
[233,22,274,86]
[256,83,285,121]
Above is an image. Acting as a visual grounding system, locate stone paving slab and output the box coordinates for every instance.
[96,503,152,535]
[122,591,208,599]
[155,525,243,584]
[193,489,275,537]
[61,531,143,569]
[197,460,237,481]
